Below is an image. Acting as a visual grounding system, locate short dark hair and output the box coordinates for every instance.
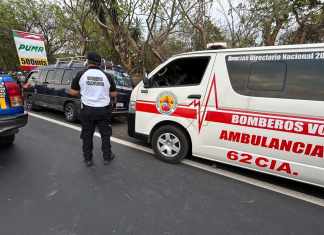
[86,52,101,65]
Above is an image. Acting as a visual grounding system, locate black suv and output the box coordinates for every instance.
[23,63,132,122]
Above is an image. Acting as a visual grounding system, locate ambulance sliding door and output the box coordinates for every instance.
[191,52,251,161]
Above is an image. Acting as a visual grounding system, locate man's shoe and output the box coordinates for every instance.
[85,160,94,167]
[110,153,116,160]
[103,153,115,165]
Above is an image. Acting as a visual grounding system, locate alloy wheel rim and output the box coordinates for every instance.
[25,100,32,110]
[157,133,181,158]
[65,106,74,120]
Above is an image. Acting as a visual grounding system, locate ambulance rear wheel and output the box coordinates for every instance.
[152,125,189,164]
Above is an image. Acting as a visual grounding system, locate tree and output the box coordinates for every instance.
[178,0,217,50]
[0,1,22,70]
[33,1,68,62]
[225,0,324,46]
[61,0,95,55]
[89,0,189,82]
[216,0,259,47]
[251,0,291,46]
[281,0,324,44]
[89,0,226,83]
[4,0,68,63]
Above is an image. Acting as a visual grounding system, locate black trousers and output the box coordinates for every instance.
[80,105,112,161]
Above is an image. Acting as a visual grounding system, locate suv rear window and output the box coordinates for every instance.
[29,71,39,80]
[62,69,83,85]
[106,70,132,88]
[115,74,132,88]
[62,70,73,85]
[39,70,48,83]
[46,69,64,84]
[46,70,56,83]
[28,71,39,85]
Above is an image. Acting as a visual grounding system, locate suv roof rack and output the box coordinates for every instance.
[55,56,121,71]
[55,56,87,67]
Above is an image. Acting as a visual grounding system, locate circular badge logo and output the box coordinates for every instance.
[156,92,177,115]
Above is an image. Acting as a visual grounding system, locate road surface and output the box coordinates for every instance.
[0,114,323,235]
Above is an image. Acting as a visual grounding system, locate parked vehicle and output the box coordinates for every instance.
[0,74,28,146]
[104,62,134,87]
[105,69,133,91]
[24,57,132,122]
[129,43,324,187]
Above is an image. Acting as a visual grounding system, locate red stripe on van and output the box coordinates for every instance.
[172,107,196,119]
[136,101,197,119]
[136,102,159,114]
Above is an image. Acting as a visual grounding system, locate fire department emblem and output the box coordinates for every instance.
[156,92,177,115]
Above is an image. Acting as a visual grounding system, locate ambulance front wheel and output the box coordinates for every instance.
[152,125,190,164]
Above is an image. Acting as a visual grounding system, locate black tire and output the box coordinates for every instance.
[64,102,78,122]
[152,125,190,164]
[0,134,15,147]
[25,95,41,111]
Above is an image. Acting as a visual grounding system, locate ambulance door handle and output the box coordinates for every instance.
[141,89,148,94]
[187,94,201,99]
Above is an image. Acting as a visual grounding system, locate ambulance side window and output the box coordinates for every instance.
[248,61,286,91]
[226,54,324,101]
[285,59,324,101]
[151,57,210,88]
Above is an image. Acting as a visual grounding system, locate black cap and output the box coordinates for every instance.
[86,52,101,65]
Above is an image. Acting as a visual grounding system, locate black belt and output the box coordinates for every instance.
[82,104,111,109]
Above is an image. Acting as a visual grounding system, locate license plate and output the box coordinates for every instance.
[116,102,124,108]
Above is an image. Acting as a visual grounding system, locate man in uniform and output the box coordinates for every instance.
[69,52,117,167]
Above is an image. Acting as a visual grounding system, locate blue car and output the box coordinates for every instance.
[0,75,28,146]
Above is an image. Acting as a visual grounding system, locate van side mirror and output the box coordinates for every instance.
[143,73,151,88]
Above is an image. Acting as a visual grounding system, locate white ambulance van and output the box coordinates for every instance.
[128,43,324,187]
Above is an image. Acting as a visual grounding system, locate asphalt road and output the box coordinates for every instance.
[0,114,324,235]
[31,109,139,143]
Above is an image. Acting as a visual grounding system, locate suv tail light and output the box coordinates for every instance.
[4,82,23,107]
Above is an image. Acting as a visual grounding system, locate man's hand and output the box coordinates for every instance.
[110,91,118,104]
[111,91,117,98]
[68,88,80,97]
[22,82,31,89]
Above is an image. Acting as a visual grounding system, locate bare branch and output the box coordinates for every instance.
[96,16,113,32]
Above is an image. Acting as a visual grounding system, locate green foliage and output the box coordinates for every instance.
[0,1,22,70]
[0,0,323,72]
[245,0,323,45]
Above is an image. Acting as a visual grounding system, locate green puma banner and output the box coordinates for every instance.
[12,30,48,69]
